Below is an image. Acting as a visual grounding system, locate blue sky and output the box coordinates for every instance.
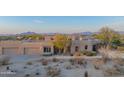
[0,16,124,34]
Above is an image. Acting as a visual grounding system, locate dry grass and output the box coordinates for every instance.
[46,66,61,77]
[114,58,124,66]
[104,68,121,76]
[73,52,82,56]
[93,59,105,70]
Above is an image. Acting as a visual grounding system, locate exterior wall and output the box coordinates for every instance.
[70,40,97,54]
[0,39,99,56]
[0,41,54,56]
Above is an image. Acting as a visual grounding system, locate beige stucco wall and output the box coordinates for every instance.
[70,40,97,54]
[0,41,54,55]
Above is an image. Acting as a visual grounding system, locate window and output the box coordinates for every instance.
[43,47,51,53]
[75,46,79,52]
[85,45,88,50]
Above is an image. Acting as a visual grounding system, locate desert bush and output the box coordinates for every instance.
[75,58,85,65]
[98,47,110,63]
[66,65,72,70]
[104,68,121,76]
[93,60,104,70]
[114,58,124,66]
[24,66,27,69]
[82,51,97,56]
[69,59,75,65]
[35,72,40,75]
[26,62,33,65]
[25,74,30,77]
[74,52,82,56]
[52,58,59,62]
[0,55,10,66]
[70,54,73,56]
[84,71,88,77]
[77,59,84,65]
[42,60,48,66]
[117,46,124,51]
[46,66,61,77]
[94,65,100,70]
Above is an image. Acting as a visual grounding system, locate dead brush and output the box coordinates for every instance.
[46,66,61,77]
[98,47,110,63]
[93,59,104,70]
[42,60,48,66]
[112,53,124,66]
[69,59,75,65]
[26,61,33,65]
[52,58,59,62]
[75,57,84,65]
[114,58,124,66]
[104,68,121,76]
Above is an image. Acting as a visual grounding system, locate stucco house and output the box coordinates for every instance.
[70,36,100,54]
[0,40,54,56]
[0,35,100,56]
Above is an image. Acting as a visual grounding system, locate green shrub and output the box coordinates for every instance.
[82,51,97,56]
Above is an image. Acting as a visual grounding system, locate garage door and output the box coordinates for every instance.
[24,48,40,55]
[2,47,19,55]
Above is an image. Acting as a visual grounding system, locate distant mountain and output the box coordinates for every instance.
[20,31,36,35]
[118,31,124,34]
[80,31,93,35]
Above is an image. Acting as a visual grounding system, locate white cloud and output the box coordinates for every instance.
[33,19,44,24]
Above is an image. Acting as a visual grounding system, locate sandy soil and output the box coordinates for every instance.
[0,52,124,77]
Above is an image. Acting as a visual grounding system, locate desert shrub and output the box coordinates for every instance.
[42,60,48,66]
[117,67,124,74]
[84,71,88,77]
[82,51,97,56]
[46,66,61,77]
[66,65,72,70]
[35,72,40,75]
[114,58,124,66]
[73,52,83,56]
[77,59,84,65]
[104,68,121,76]
[98,47,110,63]
[75,58,85,65]
[69,59,75,65]
[93,60,104,70]
[52,58,59,62]
[26,62,33,65]
[25,74,30,77]
[24,66,27,69]
[94,65,100,70]
[69,58,85,65]
[0,55,10,66]
[117,46,124,51]
[70,54,73,56]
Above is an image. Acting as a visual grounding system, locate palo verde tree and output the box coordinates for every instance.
[94,26,120,47]
[53,34,70,54]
